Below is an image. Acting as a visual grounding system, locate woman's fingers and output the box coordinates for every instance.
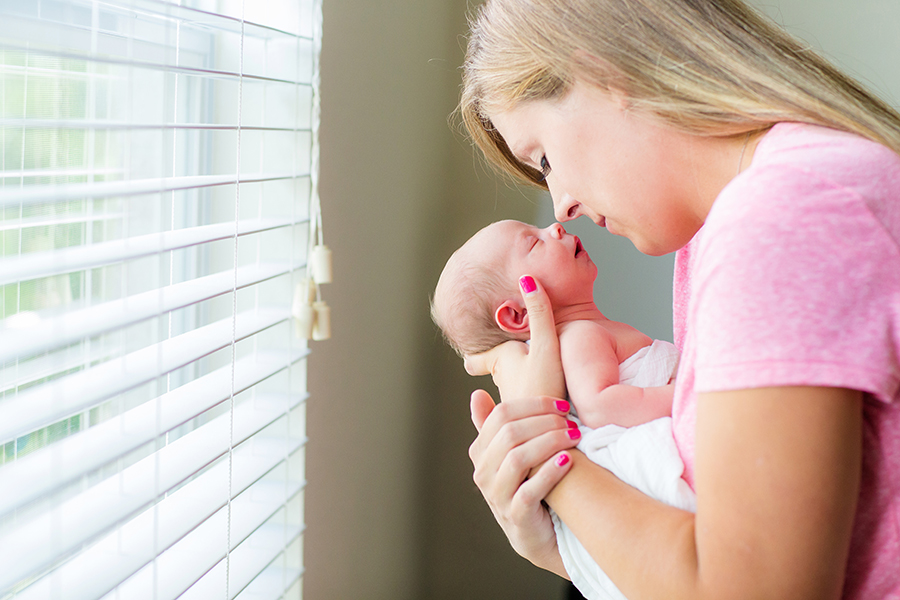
[470,392,578,489]
[518,275,566,399]
[467,388,579,568]
[513,450,573,515]
[471,393,572,454]
[518,275,557,352]
[490,419,580,486]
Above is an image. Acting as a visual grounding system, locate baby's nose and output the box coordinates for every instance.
[547,222,565,239]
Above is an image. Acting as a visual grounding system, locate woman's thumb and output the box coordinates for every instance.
[470,389,496,432]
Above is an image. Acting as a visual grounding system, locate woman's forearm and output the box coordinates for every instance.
[546,451,700,597]
[546,386,862,600]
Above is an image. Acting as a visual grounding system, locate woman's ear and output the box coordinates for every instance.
[495,299,530,333]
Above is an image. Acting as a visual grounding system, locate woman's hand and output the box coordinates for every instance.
[465,275,580,575]
[469,389,579,575]
[464,275,566,401]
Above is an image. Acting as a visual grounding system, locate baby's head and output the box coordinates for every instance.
[432,222,523,357]
[432,219,596,356]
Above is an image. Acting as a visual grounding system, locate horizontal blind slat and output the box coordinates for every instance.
[178,523,305,600]
[0,0,318,596]
[0,307,290,444]
[0,217,295,286]
[1,0,311,42]
[0,353,308,517]
[233,565,304,600]
[102,507,304,600]
[0,119,307,132]
[0,173,305,207]
[15,473,304,599]
[2,399,306,595]
[0,262,293,363]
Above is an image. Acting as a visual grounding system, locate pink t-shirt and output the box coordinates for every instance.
[672,123,900,599]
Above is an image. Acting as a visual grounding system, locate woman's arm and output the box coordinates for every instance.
[468,276,862,598]
[548,385,862,600]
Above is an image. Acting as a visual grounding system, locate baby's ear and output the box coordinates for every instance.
[495,299,529,333]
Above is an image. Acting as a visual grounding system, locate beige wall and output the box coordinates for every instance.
[304,0,900,598]
[304,0,564,598]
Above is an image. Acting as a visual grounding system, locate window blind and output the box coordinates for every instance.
[0,0,322,598]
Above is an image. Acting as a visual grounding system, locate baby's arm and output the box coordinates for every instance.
[559,321,673,429]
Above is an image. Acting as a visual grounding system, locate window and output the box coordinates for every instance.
[0,0,321,597]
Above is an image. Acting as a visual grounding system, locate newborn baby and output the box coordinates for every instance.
[432,220,695,600]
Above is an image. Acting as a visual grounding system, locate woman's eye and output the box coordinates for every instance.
[538,155,551,181]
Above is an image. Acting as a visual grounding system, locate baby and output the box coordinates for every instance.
[431,219,678,429]
[432,220,695,600]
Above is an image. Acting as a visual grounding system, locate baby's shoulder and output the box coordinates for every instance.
[557,318,615,347]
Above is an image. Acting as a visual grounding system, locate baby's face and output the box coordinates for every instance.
[472,220,597,308]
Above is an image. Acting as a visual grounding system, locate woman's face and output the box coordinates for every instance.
[488,79,707,256]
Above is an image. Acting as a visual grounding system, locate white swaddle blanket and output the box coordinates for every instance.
[550,340,695,600]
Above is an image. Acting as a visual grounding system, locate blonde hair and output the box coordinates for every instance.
[460,0,900,187]
[431,232,523,357]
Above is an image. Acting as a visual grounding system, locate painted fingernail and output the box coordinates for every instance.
[567,428,581,440]
[556,453,570,467]
[566,419,578,429]
[519,275,536,294]
[554,400,570,413]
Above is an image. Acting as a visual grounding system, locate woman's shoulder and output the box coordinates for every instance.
[709,123,900,241]
[748,122,900,197]
[756,122,898,164]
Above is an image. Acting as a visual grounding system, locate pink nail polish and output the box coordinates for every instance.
[567,428,581,440]
[519,275,536,294]
[566,419,578,429]
[556,453,570,467]
[554,400,570,413]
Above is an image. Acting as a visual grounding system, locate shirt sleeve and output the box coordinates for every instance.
[691,163,900,403]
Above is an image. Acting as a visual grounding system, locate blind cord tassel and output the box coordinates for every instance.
[296,180,332,339]
[292,252,332,341]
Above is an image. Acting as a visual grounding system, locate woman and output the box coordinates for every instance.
[459,1,900,598]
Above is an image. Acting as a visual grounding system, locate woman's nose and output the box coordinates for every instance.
[553,192,581,223]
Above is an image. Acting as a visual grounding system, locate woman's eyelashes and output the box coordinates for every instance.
[538,155,551,181]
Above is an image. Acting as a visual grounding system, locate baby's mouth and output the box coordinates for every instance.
[574,236,584,257]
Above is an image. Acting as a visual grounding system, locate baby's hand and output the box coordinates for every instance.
[464,275,566,402]
[464,339,532,402]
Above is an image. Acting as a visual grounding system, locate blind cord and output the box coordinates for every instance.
[226,1,247,597]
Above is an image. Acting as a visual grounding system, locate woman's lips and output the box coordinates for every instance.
[597,216,607,228]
